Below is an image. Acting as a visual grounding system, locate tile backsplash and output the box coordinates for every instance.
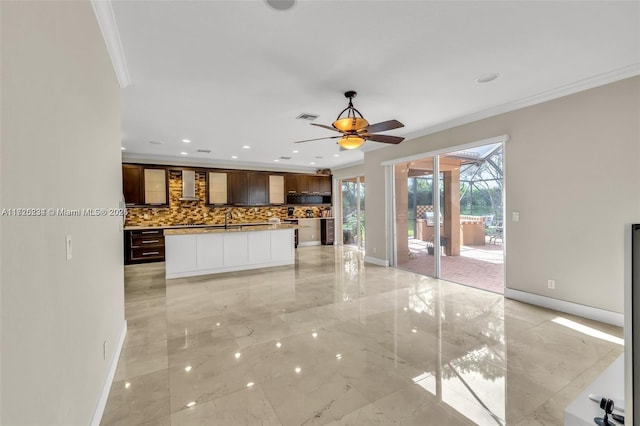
[125,170,330,227]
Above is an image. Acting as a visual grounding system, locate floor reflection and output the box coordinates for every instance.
[102,245,623,426]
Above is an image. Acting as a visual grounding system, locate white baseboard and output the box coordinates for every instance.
[364,256,390,267]
[298,241,321,247]
[90,320,127,426]
[504,288,624,327]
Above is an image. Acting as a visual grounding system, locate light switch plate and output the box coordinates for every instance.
[66,235,72,260]
[512,211,520,222]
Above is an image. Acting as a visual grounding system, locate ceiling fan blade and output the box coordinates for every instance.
[293,135,341,144]
[364,134,405,144]
[360,119,404,134]
[310,123,341,132]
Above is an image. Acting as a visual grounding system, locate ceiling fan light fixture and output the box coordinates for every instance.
[338,136,365,150]
[333,117,369,132]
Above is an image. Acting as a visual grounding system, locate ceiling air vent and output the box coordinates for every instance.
[280,156,292,160]
[196,149,211,153]
[148,140,162,145]
[296,113,318,121]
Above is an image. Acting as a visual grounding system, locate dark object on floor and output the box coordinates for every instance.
[594,398,622,425]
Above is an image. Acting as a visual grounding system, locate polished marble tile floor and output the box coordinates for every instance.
[102,246,623,426]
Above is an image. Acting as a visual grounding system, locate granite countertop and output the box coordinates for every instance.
[164,223,301,235]
[124,219,321,231]
[124,222,273,231]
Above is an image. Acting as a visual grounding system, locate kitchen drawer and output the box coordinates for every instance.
[131,235,165,247]
[129,229,163,237]
[125,229,165,264]
[129,247,165,262]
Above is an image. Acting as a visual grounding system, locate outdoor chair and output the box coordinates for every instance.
[489,221,503,244]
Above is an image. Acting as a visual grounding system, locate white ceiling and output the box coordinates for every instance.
[112,0,640,171]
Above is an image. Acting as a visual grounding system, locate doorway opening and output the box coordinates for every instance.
[393,141,504,293]
[339,176,365,250]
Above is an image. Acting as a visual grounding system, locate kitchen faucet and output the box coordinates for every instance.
[224,211,233,229]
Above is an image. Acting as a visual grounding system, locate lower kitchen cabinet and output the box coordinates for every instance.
[321,218,335,245]
[124,229,165,264]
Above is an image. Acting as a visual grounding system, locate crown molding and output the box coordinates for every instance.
[91,0,130,88]
[404,63,640,142]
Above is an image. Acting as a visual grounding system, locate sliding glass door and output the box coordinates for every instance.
[393,142,505,293]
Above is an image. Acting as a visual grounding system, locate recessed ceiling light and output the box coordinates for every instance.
[310,162,316,165]
[231,155,238,159]
[242,145,251,149]
[121,147,126,150]
[333,154,339,157]
[182,139,191,143]
[476,73,499,83]
[186,401,196,408]
[274,159,280,162]
[180,152,188,155]
[292,150,299,154]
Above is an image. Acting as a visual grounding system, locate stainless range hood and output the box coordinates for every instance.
[179,170,200,201]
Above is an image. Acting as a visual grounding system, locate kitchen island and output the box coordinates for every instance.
[164,224,299,279]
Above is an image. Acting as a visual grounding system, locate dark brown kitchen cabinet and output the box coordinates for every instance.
[122,165,143,205]
[122,165,168,206]
[319,175,332,194]
[227,171,248,205]
[308,176,321,194]
[124,229,165,264]
[285,174,298,193]
[296,175,310,193]
[321,218,335,245]
[248,173,268,206]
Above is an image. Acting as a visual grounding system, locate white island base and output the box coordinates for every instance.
[165,228,295,279]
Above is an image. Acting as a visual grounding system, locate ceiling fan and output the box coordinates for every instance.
[294,91,405,150]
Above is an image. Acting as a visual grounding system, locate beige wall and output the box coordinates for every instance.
[332,164,365,180]
[1,1,125,424]
[365,76,640,314]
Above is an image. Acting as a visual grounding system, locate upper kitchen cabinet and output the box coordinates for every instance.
[308,176,320,194]
[144,168,168,205]
[285,174,297,194]
[207,172,228,205]
[268,175,285,205]
[122,164,143,205]
[296,175,310,193]
[319,175,332,194]
[248,172,268,206]
[122,164,169,206]
[227,171,248,205]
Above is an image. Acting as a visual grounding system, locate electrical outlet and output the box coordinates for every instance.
[548,279,556,289]
[143,213,149,219]
[373,247,376,254]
